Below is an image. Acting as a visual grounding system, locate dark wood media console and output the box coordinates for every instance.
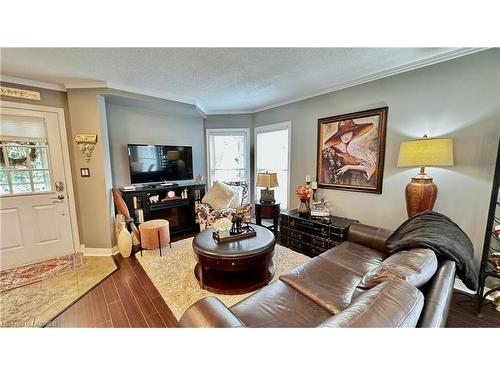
[119,182,206,235]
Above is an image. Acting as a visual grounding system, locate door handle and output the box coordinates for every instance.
[52,194,65,201]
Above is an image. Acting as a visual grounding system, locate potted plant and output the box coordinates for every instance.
[296,184,311,216]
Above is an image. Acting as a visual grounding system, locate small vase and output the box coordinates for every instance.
[117,222,132,257]
[297,198,310,217]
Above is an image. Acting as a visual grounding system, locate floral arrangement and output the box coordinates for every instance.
[296,185,311,200]
[213,217,233,232]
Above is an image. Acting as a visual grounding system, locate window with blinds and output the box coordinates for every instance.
[0,115,52,195]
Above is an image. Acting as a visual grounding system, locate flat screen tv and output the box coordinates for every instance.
[127,144,193,184]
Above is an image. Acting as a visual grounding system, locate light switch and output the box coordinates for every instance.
[80,168,90,177]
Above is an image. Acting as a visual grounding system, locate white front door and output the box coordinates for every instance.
[0,103,77,270]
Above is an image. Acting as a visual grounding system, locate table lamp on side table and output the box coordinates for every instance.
[397,134,454,217]
[256,172,279,204]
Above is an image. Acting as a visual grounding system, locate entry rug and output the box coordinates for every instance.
[135,237,309,320]
[0,256,117,327]
[0,253,82,293]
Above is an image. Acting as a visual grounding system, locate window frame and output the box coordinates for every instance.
[205,128,251,191]
[254,121,291,210]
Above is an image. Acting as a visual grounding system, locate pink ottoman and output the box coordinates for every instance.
[138,219,171,256]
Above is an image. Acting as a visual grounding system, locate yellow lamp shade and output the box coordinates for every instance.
[256,172,279,188]
[397,137,454,167]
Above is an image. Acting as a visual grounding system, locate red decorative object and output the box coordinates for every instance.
[161,196,181,201]
[296,185,311,200]
[494,224,500,238]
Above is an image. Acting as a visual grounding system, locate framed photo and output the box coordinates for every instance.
[316,107,388,194]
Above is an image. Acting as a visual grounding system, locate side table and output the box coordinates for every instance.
[255,201,280,235]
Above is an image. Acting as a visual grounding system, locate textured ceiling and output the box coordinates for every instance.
[0,48,479,113]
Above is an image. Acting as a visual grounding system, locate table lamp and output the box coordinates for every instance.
[256,172,279,204]
[397,134,454,217]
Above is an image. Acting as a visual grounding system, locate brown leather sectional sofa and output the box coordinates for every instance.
[179,223,456,328]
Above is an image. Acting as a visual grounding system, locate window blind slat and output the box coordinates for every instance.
[0,115,47,140]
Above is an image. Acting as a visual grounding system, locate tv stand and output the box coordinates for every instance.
[118,182,206,236]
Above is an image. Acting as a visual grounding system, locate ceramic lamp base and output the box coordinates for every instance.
[405,174,438,218]
[260,188,275,204]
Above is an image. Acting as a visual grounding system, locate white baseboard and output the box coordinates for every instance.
[82,245,115,257]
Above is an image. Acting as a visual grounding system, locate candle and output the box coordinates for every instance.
[305,175,311,183]
[311,181,318,190]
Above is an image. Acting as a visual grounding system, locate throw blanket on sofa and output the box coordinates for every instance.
[386,211,478,290]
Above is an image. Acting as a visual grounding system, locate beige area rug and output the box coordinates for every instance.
[135,237,309,320]
[0,256,117,327]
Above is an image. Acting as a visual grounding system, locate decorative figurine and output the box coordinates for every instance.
[230,207,245,235]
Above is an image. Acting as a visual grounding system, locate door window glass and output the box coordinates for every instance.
[0,115,52,195]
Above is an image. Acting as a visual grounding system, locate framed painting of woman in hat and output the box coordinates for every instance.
[316,107,388,194]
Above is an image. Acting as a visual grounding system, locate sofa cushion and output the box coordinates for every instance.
[359,248,438,289]
[319,241,386,276]
[230,280,332,328]
[279,256,363,314]
[202,181,237,210]
[318,279,424,328]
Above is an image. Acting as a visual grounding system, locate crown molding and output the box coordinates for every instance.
[2,47,488,115]
[206,110,254,115]
[64,79,108,89]
[250,47,488,113]
[0,75,66,91]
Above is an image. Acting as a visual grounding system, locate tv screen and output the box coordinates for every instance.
[127,144,193,184]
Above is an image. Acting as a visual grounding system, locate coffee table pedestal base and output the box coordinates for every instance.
[194,260,275,295]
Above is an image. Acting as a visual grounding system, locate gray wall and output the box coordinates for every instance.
[253,49,500,263]
[106,102,205,187]
[205,114,253,129]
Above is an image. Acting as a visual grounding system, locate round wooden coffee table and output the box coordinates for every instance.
[192,224,275,295]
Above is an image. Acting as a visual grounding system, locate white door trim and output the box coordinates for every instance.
[254,121,292,209]
[0,100,80,254]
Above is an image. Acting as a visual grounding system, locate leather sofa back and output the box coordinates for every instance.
[348,223,392,253]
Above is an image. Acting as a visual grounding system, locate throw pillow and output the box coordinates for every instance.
[228,185,243,208]
[202,181,237,210]
[358,248,438,289]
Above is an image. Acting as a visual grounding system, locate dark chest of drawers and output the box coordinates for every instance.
[279,210,358,257]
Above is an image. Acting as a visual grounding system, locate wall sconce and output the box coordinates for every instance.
[74,133,98,162]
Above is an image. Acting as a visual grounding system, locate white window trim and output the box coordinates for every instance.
[254,121,291,210]
[205,128,251,190]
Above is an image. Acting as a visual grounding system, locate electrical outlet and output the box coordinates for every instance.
[80,168,90,177]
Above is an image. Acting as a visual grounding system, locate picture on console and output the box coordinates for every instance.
[316,107,387,194]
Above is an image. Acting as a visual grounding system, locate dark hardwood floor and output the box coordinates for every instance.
[49,236,500,328]
[445,291,500,328]
[50,253,178,328]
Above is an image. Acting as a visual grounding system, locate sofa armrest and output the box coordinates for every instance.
[417,259,456,328]
[347,223,393,253]
[179,296,246,328]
